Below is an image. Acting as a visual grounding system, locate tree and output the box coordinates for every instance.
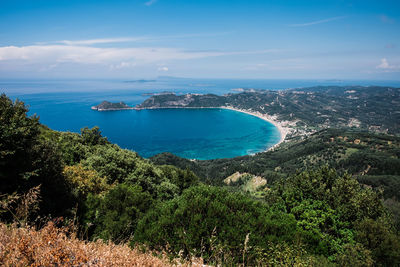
[0,94,40,193]
[0,94,73,219]
[81,126,108,146]
[158,165,199,193]
[82,145,140,184]
[63,164,110,198]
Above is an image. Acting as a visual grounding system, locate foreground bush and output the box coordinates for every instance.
[83,184,153,242]
[134,185,298,265]
[0,222,173,267]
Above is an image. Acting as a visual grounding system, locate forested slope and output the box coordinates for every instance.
[151,128,400,191]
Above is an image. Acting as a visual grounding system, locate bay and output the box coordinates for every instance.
[2,78,399,159]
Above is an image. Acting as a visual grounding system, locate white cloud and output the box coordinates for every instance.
[377,58,390,69]
[145,0,157,6]
[110,61,136,70]
[54,37,146,46]
[376,58,399,72]
[158,66,168,71]
[289,16,347,27]
[376,58,396,69]
[39,32,233,47]
[0,45,279,66]
[0,41,281,77]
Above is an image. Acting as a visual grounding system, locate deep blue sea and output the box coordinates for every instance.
[2,78,400,159]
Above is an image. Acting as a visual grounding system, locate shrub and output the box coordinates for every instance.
[134,185,297,264]
[83,184,153,243]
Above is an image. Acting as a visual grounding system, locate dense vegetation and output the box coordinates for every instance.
[151,129,400,192]
[138,86,400,135]
[1,93,400,266]
[151,128,400,236]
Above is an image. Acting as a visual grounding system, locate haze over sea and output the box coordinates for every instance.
[2,78,400,159]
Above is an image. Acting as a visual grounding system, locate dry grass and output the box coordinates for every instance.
[0,222,203,267]
[0,185,41,227]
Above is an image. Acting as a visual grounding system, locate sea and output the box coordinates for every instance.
[2,77,400,160]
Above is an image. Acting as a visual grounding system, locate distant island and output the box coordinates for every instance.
[91,101,135,111]
[123,79,157,83]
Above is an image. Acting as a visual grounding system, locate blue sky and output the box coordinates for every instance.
[0,0,399,79]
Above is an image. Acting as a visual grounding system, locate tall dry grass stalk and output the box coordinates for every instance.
[242,233,250,267]
[0,185,41,227]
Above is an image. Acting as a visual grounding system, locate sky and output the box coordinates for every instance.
[0,0,399,80]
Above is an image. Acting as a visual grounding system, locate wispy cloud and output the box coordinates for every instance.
[144,0,157,6]
[0,44,279,67]
[0,35,281,76]
[52,37,147,46]
[42,32,233,46]
[289,16,347,27]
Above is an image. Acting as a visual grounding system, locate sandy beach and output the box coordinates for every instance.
[219,106,288,150]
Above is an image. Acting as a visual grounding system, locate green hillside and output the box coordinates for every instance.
[1,93,400,266]
[151,129,400,191]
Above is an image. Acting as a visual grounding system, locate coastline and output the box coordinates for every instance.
[219,106,287,150]
[91,106,136,111]
[135,106,288,152]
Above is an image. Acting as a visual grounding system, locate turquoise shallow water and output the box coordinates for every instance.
[89,108,280,160]
[19,96,280,159]
[3,90,280,159]
[4,78,397,159]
